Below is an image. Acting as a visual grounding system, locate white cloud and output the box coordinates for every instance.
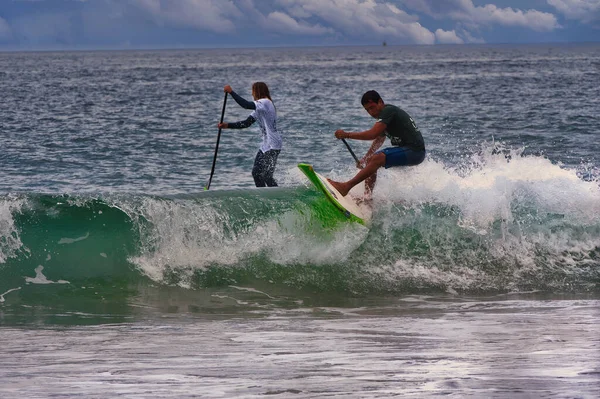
[435,29,464,44]
[265,11,333,35]
[402,0,560,32]
[469,4,560,32]
[548,0,600,24]
[115,0,563,45]
[274,0,436,44]
[130,0,242,34]
[285,4,313,19]
[131,0,438,44]
[458,27,485,44]
[126,0,333,37]
[398,0,436,15]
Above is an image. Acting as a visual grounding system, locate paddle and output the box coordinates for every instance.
[341,138,361,168]
[205,92,228,190]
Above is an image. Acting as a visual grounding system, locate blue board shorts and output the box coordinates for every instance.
[376,147,426,169]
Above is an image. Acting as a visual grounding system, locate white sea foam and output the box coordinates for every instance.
[0,195,26,264]
[374,146,600,228]
[25,265,70,285]
[127,194,369,286]
[58,232,90,244]
[0,287,21,303]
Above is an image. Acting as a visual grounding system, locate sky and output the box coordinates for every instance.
[0,0,598,50]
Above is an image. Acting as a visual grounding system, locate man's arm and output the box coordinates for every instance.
[360,135,386,167]
[334,121,386,141]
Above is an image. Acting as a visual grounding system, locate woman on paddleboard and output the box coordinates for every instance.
[218,83,282,187]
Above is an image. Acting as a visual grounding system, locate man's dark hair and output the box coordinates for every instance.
[361,90,382,106]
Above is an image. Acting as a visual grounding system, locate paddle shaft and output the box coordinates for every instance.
[341,138,360,165]
[205,92,228,190]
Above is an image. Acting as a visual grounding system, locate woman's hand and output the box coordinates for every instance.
[223,85,233,93]
[218,122,228,129]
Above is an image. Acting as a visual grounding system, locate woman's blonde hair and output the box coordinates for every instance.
[252,82,273,103]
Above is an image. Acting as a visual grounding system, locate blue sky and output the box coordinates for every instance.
[0,0,598,50]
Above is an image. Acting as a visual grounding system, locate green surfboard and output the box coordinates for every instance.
[298,163,369,226]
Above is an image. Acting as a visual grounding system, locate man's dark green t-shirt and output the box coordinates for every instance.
[378,104,425,151]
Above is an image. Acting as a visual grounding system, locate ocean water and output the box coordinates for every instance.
[1,44,599,398]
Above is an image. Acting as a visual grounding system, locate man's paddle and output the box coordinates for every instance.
[341,138,361,168]
[205,92,228,190]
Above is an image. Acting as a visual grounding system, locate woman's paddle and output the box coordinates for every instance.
[341,138,361,168]
[205,92,228,190]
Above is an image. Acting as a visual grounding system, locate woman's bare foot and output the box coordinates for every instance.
[327,179,351,196]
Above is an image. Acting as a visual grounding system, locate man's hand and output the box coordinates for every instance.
[223,85,233,93]
[335,129,348,139]
[218,122,228,129]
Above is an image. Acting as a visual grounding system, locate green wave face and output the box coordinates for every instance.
[0,186,599,324]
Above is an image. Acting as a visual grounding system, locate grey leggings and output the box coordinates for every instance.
[252,149,280,187]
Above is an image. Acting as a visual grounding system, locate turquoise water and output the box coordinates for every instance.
[1,44,599,397]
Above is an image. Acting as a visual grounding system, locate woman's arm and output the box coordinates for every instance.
[223,85,256,110]
[219,115,256,129]
[230,90,256,110]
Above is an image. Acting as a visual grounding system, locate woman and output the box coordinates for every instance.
[218,83,282,187]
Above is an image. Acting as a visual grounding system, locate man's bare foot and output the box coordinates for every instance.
[327,179,351,196]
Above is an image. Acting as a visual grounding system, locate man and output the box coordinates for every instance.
[327,90,426,198]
